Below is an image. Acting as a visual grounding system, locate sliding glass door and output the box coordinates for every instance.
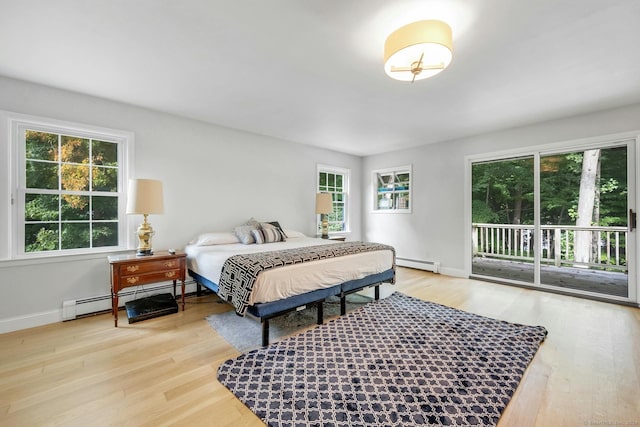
[470,138,636,303]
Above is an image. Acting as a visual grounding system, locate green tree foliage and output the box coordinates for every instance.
[473,147,627,227]
[539,153,582,224]
[472,157,534,224]
[24,130,119,253]
[597,147,627,226]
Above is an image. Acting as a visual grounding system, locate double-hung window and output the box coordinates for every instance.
[317,164,350,234]
[5,112,132,258]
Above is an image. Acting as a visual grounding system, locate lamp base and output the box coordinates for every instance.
[321,214,329,239]
[135,214,155,257]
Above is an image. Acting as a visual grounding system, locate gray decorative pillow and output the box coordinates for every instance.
[251,228,265,244]
[245,217,261,227]
[267,221,288,240]
[260,223,283,243]
[234,225,257,244]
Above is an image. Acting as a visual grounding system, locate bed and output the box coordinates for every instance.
[185,229,395,345]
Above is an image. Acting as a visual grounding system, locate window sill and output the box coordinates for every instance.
[371,209,413,214]
[314,232,351,241]
[0,248,133,268]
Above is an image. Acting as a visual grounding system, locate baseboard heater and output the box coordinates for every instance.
[62,279,196,321]
[396,257,440,274]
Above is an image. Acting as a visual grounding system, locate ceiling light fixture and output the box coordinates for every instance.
[384,20,453,82]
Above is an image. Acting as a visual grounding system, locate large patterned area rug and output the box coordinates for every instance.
[217,292,547,427]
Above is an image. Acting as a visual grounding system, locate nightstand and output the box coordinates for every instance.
[108,251,186,327]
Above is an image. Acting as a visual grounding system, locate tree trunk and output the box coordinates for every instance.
[513,184,523,225]
[574,149,600,265]
[591,160,601,262]
[485,181,490,206]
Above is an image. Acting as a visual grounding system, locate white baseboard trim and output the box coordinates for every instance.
[396,257,466,279]
[439,267,466,278]
[0,309,63,334]
[1,281,198,334]
[396,257,441,273]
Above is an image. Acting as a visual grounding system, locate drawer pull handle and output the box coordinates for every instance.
[126,277,140,284]
[165,271,176,278]
[164,261,177,268]
[126,265,140,273]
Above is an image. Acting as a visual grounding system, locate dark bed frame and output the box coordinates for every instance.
[189,268,395,346]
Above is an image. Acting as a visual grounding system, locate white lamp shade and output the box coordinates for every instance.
[315,192,333,214]
[126,179,164,214]
[384,20,453,82]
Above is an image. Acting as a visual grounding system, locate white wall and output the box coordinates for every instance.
[363,103,640,277]
[2,72,638,332]
[0,76,362,331]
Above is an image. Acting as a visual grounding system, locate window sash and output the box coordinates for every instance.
[9,115,131,258]
[317,165,350,234]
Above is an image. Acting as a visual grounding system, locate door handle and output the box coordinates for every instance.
[629,209,637,231]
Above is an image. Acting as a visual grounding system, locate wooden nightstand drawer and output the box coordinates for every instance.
[120,259,183,276]
[122,269,183,286]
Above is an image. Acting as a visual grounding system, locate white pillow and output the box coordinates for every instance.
[190,232,241,246]
[284,229,306,238]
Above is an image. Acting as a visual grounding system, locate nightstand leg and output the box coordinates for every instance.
[113,293,119,327]
[181,279,185,311]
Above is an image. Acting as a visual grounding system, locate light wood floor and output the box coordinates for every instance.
[1,268,639,426]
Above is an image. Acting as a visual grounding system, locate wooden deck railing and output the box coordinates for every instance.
[472,223,628,272]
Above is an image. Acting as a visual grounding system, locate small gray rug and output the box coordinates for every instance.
[206,294,372,352]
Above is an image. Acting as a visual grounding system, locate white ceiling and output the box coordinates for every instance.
[1,0,639,156]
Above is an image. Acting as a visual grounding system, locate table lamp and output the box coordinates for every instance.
[315,192,333,239]
[126,179,164,255]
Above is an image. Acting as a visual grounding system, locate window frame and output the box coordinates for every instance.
[4,111,134,260]
[316,164,350,235]
[372,164,412,213]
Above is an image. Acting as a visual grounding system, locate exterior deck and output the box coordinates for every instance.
[472,257,628,297]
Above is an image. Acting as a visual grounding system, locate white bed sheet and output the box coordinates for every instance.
[185,236,394,305]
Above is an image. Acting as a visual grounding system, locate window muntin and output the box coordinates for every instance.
[317,166,350,234]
